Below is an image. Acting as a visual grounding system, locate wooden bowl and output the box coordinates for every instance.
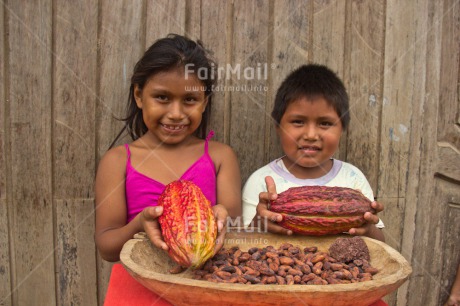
[120,231,412,306]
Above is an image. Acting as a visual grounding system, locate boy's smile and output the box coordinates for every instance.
[276,96,343,179]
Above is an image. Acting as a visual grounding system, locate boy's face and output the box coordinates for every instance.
[276,96,343,179]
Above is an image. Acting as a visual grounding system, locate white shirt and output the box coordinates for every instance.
[242,157,385,229]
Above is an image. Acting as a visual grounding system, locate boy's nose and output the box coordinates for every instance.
[303,125,319,140]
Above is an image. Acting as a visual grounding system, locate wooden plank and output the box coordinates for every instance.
[439,188,460,305]
[145,0,187,45]
[54,1,97,197]
[312,0,346,73]
[200,0,232,144]
[0,199,10,306]
[267,0,310,162]
[185,0,201,40]
[344,0,385,192]
[313,0,347,161]
[0,1,12,304]
[55,199,97,306]
[7,0,55,305]
[437,0,460,146]
[53,1,98,304]
[230,0,270,183]
[397,1,445,305]
[379,1,419,302]
[97,1,145,303]
[380,0,421,260]
[437,144,460,182]
[97,0,145,156]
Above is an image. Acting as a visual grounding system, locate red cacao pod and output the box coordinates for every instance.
[158,180,217,268]
[269,186,373,235]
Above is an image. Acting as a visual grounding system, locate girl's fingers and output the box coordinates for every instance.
[143,206,163,220]
[142,207,168,250]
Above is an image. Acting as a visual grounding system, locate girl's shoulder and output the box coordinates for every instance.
[207,140,238,164]
[97,144,128,172]
[207,140,236,156]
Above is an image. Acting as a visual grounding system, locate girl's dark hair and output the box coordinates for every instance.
[110,34,216,148]
[271,64,350,129]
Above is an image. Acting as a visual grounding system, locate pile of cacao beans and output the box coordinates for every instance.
[192,242,379,285]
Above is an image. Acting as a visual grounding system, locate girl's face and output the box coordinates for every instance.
[134,68,208,146]
[277,96,343,179]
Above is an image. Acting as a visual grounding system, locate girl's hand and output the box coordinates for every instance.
[444,294,460,306]
[349,201,385,241]
[140,206,168,251]
[254,176,292,235]
[212,204,228,253]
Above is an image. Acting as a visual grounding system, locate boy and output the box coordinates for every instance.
[242,64,385,241]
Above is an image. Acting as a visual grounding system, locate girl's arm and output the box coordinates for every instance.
[445,263,460,306]
[94,147,166,262]
[212,142,242,219]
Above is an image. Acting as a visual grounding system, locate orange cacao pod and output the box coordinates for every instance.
[269,186,373,235]
[158,180,217,268]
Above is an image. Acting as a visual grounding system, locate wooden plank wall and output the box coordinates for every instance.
[1,1,459,305]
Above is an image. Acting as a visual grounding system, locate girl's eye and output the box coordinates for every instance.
[156,95,168,102]
[184,96,199,104]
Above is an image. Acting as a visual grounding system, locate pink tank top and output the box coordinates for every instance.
[125,131,217,222]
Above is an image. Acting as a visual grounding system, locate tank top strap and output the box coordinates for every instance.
[124,143,131,159]
[204,130,214,153]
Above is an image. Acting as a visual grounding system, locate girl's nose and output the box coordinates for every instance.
[167,101,186,120]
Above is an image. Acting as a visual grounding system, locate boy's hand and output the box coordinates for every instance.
[141,206,169,250]
[212,204,228,253]
[349,201,385,241]
[253,176,292,235]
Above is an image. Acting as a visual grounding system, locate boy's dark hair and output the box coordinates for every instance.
[271,64,350,129]
[110,34,216,148]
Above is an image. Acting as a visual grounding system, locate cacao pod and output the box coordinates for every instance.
[269,186,373,235]
[158,180,217,268]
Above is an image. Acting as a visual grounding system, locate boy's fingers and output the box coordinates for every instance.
[256,203,282,222]
[259,191,272,202]
[364,212,379,224]
[265,176,277,199]
[267,222,292,235]
[371,201,383,213]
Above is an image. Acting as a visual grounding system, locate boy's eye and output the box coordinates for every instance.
[319,121,334,127]
[291,120,304,126]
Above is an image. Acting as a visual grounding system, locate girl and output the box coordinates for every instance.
[95,34,242,262]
